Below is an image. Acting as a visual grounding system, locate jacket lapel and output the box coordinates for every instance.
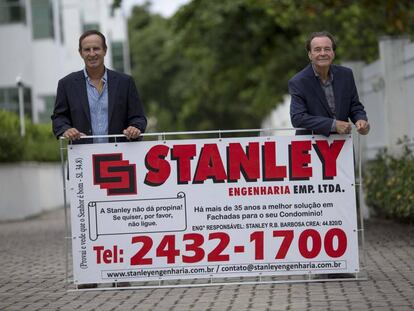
[305,65,333,117]
[331,65,343,119]
[107,70,119,125]
[74,71,91,123]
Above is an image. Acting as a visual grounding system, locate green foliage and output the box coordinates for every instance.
[0,110,59,162]
[111,0,122,10]
[0,110,25,162]
[127,0,414,132]
[23,122,60,162]
[364,138,414,222]
[170,0,291,130]
[129,5,181,131]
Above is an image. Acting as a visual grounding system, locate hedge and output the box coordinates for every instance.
[0,109,60,162]
[363,138,414,222]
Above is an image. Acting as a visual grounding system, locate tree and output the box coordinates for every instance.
[168,0,303,130]
[128,4,183,131]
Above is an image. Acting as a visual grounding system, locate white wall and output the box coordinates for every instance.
[379,37,410,152]
[32,41,64,121]
[404,41,414,139]
[358,60,387,159]
[261,95,294,136]
[0,24,33,86]
[61,0,84,76]
[0,163,63,220]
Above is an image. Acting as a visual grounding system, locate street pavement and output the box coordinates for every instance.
[0,208,413,311]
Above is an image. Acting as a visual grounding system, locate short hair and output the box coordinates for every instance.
[306,31,336,52]
[78,30,107,51]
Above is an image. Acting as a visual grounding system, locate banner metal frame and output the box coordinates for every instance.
[59,128,368,291]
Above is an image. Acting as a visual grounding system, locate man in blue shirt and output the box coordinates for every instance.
[51,30,146,289]
[52,30,147,142]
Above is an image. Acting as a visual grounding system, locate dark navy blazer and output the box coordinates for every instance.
[52,69,147,140]
[288,64,367,136]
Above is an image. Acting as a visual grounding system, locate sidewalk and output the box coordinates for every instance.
[0,208,413,311]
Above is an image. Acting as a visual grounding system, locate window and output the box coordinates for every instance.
[111,41,125,72]
[83,23,99,32]
[0,0,25,24]
[0,87,32,119]
[38,95,55,123]
[31,0,54,39]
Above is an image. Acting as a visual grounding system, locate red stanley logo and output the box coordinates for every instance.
[92,153,137,195]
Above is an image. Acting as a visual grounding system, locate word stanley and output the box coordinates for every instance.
[144,140,346,186]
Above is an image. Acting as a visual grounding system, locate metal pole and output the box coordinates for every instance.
[17,78,25,136]
[60,138,70,289]
[357,133,368,276]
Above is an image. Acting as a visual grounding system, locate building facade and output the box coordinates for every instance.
[0,0,130,123]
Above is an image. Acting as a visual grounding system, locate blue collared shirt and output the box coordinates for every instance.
[83,68,108,142]
[311,64,336,132]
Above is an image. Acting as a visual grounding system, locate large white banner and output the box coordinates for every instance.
[68,135,359,284]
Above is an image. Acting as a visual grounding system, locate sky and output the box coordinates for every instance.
[121,0,191,17]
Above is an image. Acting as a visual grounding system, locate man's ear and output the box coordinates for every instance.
[308,51,312,61]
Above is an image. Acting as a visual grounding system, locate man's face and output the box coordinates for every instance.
[79,34,106,70]
[308,36,335,69]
